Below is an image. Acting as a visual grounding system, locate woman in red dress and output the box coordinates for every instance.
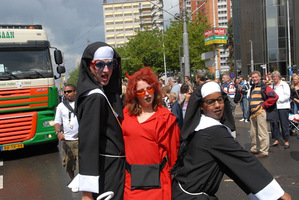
[122,67,180,200]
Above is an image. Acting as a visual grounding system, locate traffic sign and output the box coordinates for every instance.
[230,72,235,78]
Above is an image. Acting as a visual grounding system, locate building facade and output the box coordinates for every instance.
[179,0,232,73]
[103,0,163,48]
[233,0,299,79]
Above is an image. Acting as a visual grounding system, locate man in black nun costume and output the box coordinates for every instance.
[171,81,291,200]
[75,42,125,200]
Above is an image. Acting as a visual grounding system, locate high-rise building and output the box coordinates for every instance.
[179,0,232,73]
[232,0,299,79]
[103,0,163,48]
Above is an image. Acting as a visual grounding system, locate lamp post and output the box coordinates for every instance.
[249,40,254,72]
[183,0,190,77]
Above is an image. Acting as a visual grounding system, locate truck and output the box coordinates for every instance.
[0,24,65,151]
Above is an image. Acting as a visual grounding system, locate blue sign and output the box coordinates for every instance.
[230,72,235,78]
[290,71,293,75]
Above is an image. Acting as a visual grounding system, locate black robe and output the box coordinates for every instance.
[172,116,283,200]
[76,92,125,199]
[75,42,124,199]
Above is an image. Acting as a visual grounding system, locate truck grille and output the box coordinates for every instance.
[0,112,37,145]
[0,88,49,113]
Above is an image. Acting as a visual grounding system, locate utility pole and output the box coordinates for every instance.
[249,40,254,72]
[183,0,190,77]
[287,0,292,81]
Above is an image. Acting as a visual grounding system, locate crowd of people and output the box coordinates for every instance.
[55,41,293,200]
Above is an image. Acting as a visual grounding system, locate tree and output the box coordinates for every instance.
[66,65,80,86]
[116,28,164,76]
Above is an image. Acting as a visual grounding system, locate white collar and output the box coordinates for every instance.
[194,114,235,138]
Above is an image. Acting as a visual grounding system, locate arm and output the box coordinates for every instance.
[207,126,285,199]
[54,104,65,141]
[277,82,291,103]
[262,85,278,109]
[157,112,180,168]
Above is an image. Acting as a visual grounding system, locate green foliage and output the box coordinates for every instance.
[66,65,80,86]
[116,28,164,76]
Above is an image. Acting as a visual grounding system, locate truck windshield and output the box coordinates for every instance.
[0,49,53,80]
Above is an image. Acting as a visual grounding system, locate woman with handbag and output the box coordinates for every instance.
[122,67,180,200]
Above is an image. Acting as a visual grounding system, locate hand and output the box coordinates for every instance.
[279,192,292,200]
[57,132,65,141]
[82,191,93,200]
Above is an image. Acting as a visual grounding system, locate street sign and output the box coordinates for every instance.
[201,51,215,60]
[230,72,235,78]
[204,27,227,46]
[205,60,215,68]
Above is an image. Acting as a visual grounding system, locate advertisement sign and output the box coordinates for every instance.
[204,27,227,45]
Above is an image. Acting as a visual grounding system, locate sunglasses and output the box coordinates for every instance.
[203,96,224,106]
[91,59,116,71]
[64,90,74,94]
[135,86,155,97]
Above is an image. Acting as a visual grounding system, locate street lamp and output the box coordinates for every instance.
[182,0,190,77]
[249,40,254,72]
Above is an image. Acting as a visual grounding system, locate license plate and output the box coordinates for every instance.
[1,143,24,151]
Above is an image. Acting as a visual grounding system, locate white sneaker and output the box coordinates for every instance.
[245,119,249,122]
[72,187,79,193]
[239,118,245,122]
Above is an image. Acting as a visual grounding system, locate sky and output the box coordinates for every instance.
[0,0,179,77]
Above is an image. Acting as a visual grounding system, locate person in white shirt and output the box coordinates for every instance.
[270,71,291,149]
[54,84,79,192]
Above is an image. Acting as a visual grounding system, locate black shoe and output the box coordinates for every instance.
[270,143,279,147]
[284,144,290,149]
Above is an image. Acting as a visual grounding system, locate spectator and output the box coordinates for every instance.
[249,71,278,158]
[238,75,249,122]
[122,67,180,200]
[54,84,79,193]
[270,71,291,149]
[195,72,206,86]
[168,76,181,97]
[184,76,194,89]
[75,42,125,200]
[162,85,171,110]
[169,92,184,130]
[171,81,291,200]
[290,74,299,114]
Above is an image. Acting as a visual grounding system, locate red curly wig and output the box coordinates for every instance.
[124,67,163,116]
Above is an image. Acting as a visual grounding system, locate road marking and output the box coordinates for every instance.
[0,158,3,189]
[0,175,2,189]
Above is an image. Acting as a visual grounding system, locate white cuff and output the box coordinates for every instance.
[248,179,284,200]
[78,173,100,193]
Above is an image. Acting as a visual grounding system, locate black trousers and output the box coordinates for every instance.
[270,109,290,141]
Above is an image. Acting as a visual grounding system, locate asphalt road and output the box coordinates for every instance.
[0,105,298,200]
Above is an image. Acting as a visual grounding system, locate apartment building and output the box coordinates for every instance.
[180,0,232,73]
[103,0,163,48]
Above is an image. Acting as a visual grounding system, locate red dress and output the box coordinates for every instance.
[122,106,180,200]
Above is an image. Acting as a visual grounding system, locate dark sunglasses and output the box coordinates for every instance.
[64,90,74,94]
[203,96,224,106]
[91,59,116,71]
[135,86,155,97]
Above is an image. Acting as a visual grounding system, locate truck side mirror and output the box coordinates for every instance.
[54,49,63,65]
[57,66,65,74]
